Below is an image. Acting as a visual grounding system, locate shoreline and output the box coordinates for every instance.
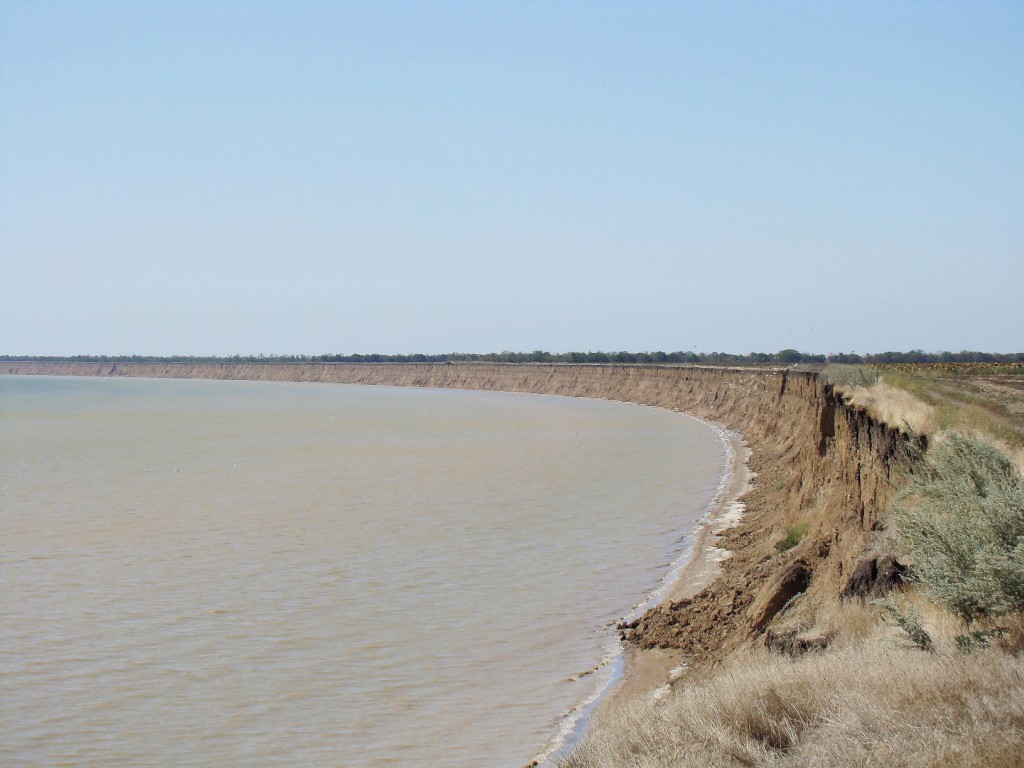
[533,416,752,767]
[577,425,751,744]
[3,362,921,767]
[5,370,744,768]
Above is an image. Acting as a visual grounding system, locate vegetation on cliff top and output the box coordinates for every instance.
[825,362,1024,471]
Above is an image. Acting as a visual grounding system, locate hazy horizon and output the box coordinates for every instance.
[2,2,1022,356]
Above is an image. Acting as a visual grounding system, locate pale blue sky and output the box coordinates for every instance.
[2,1,1021,356]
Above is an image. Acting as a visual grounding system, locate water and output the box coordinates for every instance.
[0,375,724,767]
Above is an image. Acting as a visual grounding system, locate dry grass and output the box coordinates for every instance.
[840,381,935,435]
[832,364,1024,473]
[560,629,1024,768]
[1007,447,1024,479]
[562,594,1024,768]
[878,367,1024,451]
[811,597,888,646]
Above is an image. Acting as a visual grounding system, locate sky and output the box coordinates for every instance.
[1,1,1021,356]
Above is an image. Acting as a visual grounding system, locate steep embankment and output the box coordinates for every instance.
[1,361,921,662]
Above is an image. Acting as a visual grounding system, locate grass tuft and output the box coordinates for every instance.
[774,522,809,553]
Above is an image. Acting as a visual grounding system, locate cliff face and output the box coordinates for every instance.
[2,361,920,658]
[1,359,827,417]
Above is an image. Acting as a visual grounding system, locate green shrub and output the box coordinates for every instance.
[875,595,933,651]
[775,522,810,553]
[955,628,1004,652]
[893,434,1024,627]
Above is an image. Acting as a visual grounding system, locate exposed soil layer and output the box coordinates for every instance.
[1,361,922,670]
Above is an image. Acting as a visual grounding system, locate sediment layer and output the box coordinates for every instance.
[2,361,920,664]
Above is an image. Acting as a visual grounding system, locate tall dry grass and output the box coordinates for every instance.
[830,364,1024,473]
[840,381,935,435]
[560,635,1024,768]
[823,364,933,433]
[879,367,1024,455]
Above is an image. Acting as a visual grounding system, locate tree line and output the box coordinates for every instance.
[3,350,1022,365]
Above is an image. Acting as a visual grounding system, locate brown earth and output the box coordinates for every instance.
[1,361,921,683]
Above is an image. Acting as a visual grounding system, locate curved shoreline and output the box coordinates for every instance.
[532,418,750,767]
[578,426,750,750]
[2,361,922,767]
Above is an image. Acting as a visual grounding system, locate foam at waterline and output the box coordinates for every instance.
[626,415,739,619]
[530,414,741,766]
[529,645,623,767]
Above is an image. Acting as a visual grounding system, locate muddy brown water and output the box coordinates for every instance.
[0,375,724,767]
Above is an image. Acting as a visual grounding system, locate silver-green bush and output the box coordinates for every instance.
[875,595,933,651]
[893,434,1024,626]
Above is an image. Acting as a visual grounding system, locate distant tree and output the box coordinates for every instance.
[828,352,864,364]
